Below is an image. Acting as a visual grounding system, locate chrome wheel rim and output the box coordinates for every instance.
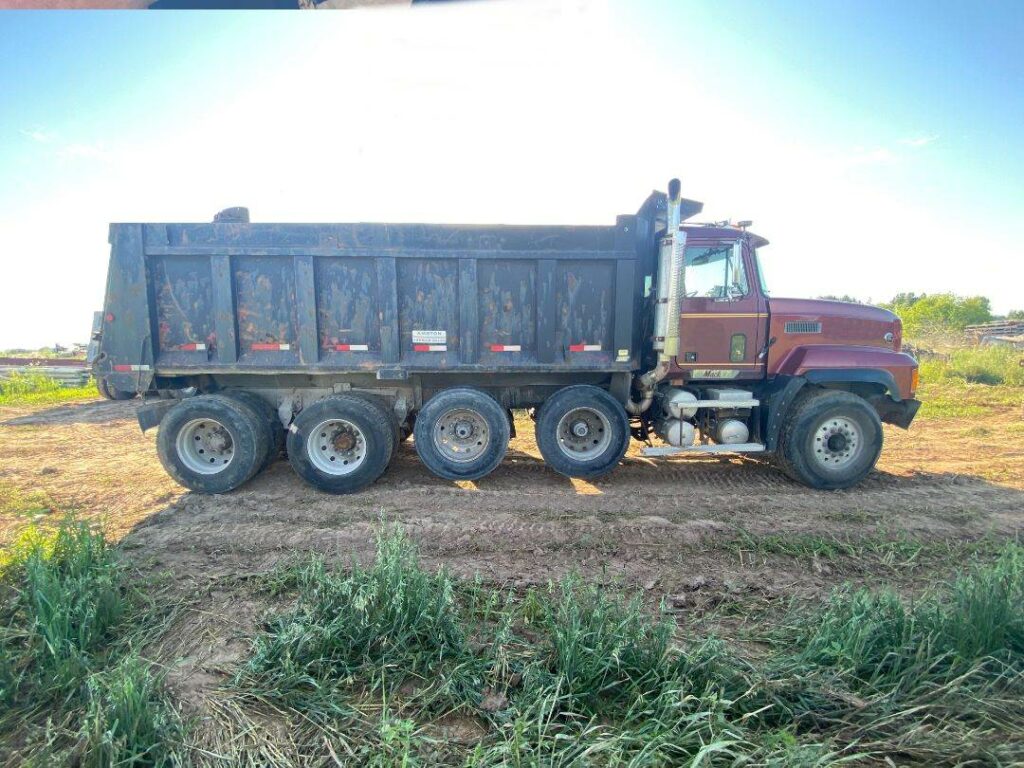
[176,418,235,475]
[308,418,367,475]
[812,416,863,470]
[433,408,489,464]
[556,407,611,460]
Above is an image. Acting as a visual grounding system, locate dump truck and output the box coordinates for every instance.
[93,180,920,494]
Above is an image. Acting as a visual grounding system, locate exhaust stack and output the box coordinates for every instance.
[626,179,688,415]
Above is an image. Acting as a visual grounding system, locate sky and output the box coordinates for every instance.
[0,0,1022,348]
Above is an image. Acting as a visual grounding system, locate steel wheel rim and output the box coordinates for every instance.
[176,418,235,475]
[308,418,367,475]
[556,407,611,461]
[812,416,863,470]
[433,407,490,464]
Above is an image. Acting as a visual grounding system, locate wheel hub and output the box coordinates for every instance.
[813,417,862,469]
[433,408,489,464]
[332,431,356,452]
[556,407,611,460]
[175,419,235,475]
[309,419,366,476]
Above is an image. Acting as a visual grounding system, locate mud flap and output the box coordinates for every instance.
[137,399,177,433]
[871,396,921,429]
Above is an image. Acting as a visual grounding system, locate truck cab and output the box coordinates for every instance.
[671,224,919,416]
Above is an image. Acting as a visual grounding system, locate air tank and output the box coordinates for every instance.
[661,388,698,420]
[655,418,695,447]
[715,419,749,445]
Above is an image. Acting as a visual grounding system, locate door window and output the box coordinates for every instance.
[684,244,748,300]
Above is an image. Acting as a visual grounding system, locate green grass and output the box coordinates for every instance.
[0,480,56,521]
[5,521,1022,765]
[240,526,475,715]
[913,344,1023,419]
[221,526,1024,766]
[724,529,1011,574]
[918,345,1024,388]
[0,519,180,766]
[0,370,96,407]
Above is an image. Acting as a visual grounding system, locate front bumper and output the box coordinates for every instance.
[872,396,921,430]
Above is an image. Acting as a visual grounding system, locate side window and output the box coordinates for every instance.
[683,244,748,300]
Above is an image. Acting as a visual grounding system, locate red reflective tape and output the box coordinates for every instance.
[113,364,150,372]
[332,344,369,352]
[569,344,601,352]
[177,343,206,351]
[413,344,446,352]
[489,344,522,352]
[251,343,290,351]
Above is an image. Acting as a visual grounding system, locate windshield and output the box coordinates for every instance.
[753,248,770,296]
[683,244,749,299]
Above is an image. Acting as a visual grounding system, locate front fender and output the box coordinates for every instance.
[772,345,918,400]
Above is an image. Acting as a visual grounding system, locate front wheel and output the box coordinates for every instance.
[535,385,630,479]
[776,389,883,490]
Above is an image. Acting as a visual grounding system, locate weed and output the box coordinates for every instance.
[761,544,1024,763]
[80,655,180,768]
[0,371,95,407]
[239,526,476,713]
[0,519,180,766]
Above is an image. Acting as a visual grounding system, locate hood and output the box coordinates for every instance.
[767,297,901,354]
[768,297,897,325]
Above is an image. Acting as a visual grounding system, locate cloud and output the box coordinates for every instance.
[900,134,939,148]
[20,127,55,143]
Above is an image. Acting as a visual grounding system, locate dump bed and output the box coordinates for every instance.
[96,216,645,389]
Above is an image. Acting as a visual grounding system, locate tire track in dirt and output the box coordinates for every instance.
[3,399,1023,588]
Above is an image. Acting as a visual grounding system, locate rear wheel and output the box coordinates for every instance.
[414,388,510,481]
[776,389,883,490]
[219,390,284,471]
[535,385,629,479]
[157,394,265,493]
[97,377,135,401]
[286,395,392,494]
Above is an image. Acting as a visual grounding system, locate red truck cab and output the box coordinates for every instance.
[673,226,918,414]
[634,221,921,489]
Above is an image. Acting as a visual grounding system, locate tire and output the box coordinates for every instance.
[413,388,510,481]
[157,394,266,493]
[286,395,393,494]
[535,385,630,479]
[776,389,883,490]
[219,390,284,471]
[97,377,135,401]
[353,393,399,463]
[157,387,199,400]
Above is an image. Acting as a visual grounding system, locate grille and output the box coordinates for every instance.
[784,321,822,334]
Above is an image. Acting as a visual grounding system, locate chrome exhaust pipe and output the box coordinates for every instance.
[626,178,687,416]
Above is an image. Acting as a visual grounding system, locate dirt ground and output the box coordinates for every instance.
[2,396,1023,714]
[2,396,1022,586]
